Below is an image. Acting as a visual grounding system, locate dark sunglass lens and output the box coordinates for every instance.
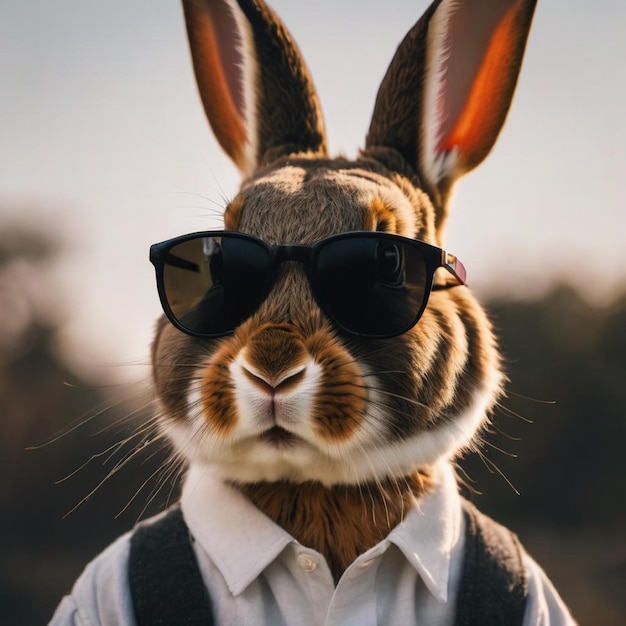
[162,235,272,336]
[315,236,429,336]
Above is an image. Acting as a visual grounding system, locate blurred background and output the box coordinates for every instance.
[1,1,625,624]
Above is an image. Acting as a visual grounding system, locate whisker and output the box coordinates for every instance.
[54,416,157,485]
[476,449,520,496]
[26,396,129,449]
[453,461,482,496]
[62,425,163,518]
[89,400,157,437]
[505,390,556,405]
[495,401,534,424]
[364,386,430,410]
[141,454,185,516]
[489,424,522,442]
[115,449,173,519]
[114,439,180,521]
[482,440,518,458]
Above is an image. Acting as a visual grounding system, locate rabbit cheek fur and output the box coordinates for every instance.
[151,0,537,582]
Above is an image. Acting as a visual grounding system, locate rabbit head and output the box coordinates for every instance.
[151,0,537,487]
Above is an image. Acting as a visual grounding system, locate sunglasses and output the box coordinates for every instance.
[149,231,466,339]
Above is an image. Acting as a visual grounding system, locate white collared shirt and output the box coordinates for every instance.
[50,462,576,625]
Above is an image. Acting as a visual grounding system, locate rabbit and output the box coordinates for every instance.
[51,1,577,624]
[153,0,520,570]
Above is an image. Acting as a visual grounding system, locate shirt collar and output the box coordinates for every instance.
[386,461,463,603]
[181,465,294,596]
[181,461,463,601]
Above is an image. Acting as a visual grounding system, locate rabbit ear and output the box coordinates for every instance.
[182,0,328,176]
[366,0,536,198]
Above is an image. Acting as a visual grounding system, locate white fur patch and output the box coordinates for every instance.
[331,386,492,484]
[223,0,258,176]
[421,0,461,187]
[185,387,490,486]
[167,371,494,486]
[229,355,322,439]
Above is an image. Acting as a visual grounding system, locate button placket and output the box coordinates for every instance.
[327,553,380,626]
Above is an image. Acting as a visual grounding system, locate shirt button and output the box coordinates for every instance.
[297,553,319,572]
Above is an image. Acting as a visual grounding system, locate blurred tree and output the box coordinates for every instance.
[0,222,171,625]
[461,286,626,527]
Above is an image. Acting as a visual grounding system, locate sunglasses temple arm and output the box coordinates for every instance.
[441,251,468,287]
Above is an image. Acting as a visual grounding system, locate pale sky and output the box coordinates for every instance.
[1,1,625,380]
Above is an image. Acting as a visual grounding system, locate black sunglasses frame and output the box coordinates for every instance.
[150,230,466,339]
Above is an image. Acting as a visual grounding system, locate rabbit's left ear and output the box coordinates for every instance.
[182,0,328,177]
[366,0,536,209]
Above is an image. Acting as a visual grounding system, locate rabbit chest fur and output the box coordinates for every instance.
[152,0,534,586]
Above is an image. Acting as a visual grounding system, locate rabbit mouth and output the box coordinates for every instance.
[260,426,302,448]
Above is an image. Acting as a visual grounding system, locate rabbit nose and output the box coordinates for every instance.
[240,323,309,391]
[240,362,307,395]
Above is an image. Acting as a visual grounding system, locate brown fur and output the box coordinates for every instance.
[223,195,245,231]
[238,471,432,583]
[305,329,367,442]
[364,198,398,233]
[199,338,241,436]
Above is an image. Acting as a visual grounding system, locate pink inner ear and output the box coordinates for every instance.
[185,0,249,169]
[437,0,523,160]
[208,2,247,121]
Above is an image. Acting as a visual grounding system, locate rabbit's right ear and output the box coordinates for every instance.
[366,0,537,219]
[182,0,328,176]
